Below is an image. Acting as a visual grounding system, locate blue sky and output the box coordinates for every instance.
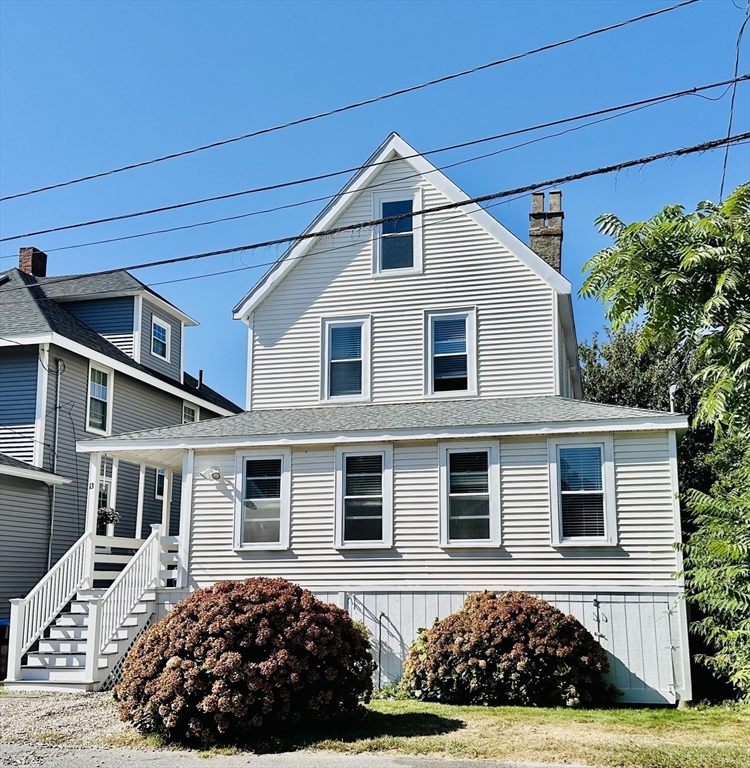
[1,0,748,408]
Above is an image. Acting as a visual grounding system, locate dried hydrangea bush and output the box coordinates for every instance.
[115,578,374,745]
[401,591,619,707]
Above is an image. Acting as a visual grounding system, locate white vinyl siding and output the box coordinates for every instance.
[188,431,678,591]
[249,158,555,409]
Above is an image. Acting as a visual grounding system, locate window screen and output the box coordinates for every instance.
[343,454,383,542]
[433,316,468,392]
[380,200,414,270]
[243,458,282,544]
[329,324,362,397]
[558,446,605,538]
[448,451,490,540]
[88,368,109,431]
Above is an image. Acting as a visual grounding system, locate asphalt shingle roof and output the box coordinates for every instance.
[0,451,65,480]
[0,269,241,414]
[88,396,681,444]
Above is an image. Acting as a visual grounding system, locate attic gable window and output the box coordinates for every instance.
[426,309,477,397]
[182,403,198,423]
[322,316,371,402]
[372,189,423,276]
[548,436,617,547]
[151,316,171,361]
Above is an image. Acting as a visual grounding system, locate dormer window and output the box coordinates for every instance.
[322,316,371,402]
[151,316,170,361]
[373,190,422,276]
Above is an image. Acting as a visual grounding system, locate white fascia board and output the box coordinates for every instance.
[141,291,198,327]
[1,333,235,416]
[558,294,583,399]
[76,414,688,454]
[232,133,571,322]
[0,464,71,486]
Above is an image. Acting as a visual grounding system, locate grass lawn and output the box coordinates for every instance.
[205,699,749,768]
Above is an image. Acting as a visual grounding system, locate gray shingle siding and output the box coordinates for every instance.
[0,475,50,621]
[141,299,181,382]
[0,346,38,425]
[64,297,135,335]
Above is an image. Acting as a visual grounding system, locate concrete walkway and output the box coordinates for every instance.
[0,745,585,768]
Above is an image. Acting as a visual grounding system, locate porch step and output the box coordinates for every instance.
[38,638,121,654]
[47,625,130,641]
[25,652,109,669]
[3,680,98,693]
[18,665,96,682]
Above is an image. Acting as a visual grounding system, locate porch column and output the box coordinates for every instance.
[160,468,172,534]
[85,452,102,534]
[135,463,145,539]
[177,450,194,589]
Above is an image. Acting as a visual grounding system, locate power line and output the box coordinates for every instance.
[720,8,750,199]
[0,0,700,204]
[1,73,744,247]
[2,131,746,298]
[4,75,734,259]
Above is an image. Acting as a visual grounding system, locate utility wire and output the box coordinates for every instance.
[4,76,733,259]
[1,73,744,246]
[0,0,700,203]
[719,8,750,199]
[1,131,746,298]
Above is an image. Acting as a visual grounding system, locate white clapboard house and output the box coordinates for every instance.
[4,134,691,704]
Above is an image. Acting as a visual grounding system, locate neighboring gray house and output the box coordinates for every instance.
[0,249,241,606]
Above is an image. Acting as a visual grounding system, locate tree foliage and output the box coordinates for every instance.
[581,182,750,432]
[677,438,750,699]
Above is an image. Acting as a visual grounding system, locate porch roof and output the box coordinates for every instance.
[77,396,687,459]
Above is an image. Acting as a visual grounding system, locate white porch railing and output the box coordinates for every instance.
[85,524,164,682]
[8,530,93,668]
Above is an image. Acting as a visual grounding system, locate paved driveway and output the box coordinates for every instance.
[0,745,582,768]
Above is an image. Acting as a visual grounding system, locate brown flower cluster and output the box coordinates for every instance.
[115,578,374,744]
[401,591,619,707]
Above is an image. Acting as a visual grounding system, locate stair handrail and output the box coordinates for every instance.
[14,530,93,657]
[96,523,162,654]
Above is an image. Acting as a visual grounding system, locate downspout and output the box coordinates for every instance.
[47,358,64,569]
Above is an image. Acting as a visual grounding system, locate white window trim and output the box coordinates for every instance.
[150,315,171,362]
[438,440,501,548]
[425,308,478,398]
[548,435,617,547]
[372,188,423,277]
[233,448,291,551]
[182,402,199,424]
[85,361,114,436]
[320,315,372,403]
[334,444,393,550]
[154,467,166,500]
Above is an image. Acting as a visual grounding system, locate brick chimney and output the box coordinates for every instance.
[529,191,563,272]
[19,247,48,277]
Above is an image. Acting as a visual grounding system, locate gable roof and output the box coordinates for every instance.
[232,132,571,320]
[0,268,241,415]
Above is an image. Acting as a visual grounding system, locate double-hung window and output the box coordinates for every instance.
[439,441,500,547]
[154,468,166,500]
[151,316,170,361]
[322,317,371,401]
[373,190,422,275]
[334,445,393,548]
[234,449,291,550]
[427,309,477,396]
[548,436,617,546]
[182,403,198,423]
[87,363,113,435]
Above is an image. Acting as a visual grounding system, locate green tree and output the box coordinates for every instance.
[581,182,750,433]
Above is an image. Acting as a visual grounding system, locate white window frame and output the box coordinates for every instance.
[233,448,291,551]
[321,315,372,403]
[438,440,501,548]
[154,467,166,500]
[182,402,199,424]
[334,444,393,549]
[372,188,423,277]
[151,315,171,362]
[425,308,478,398]
[86,361,114,436]
[548,435,617,547]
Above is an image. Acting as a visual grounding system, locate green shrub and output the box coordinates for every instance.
[115,578,374,745]
[401,591,618,707]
